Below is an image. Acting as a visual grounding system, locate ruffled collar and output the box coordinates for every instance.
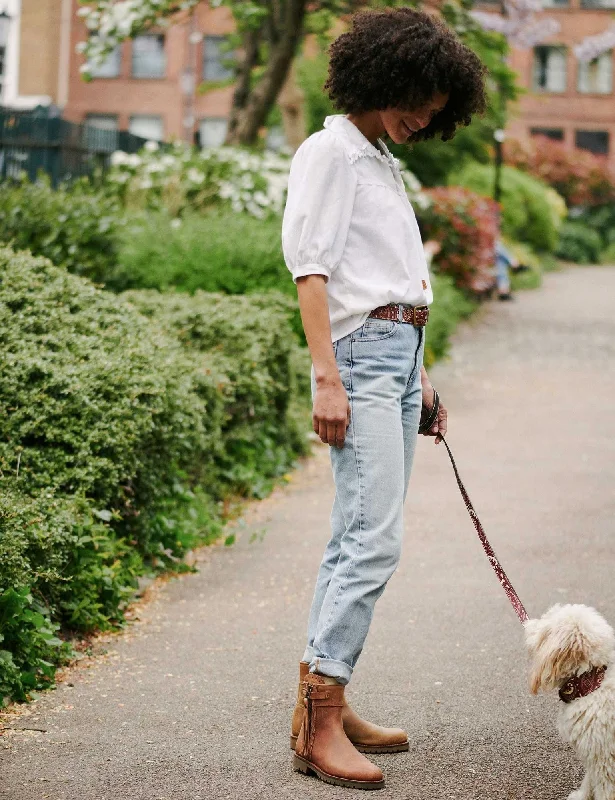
[323,115,402,172]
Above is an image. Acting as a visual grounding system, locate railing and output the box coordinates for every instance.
[0,108,153,186]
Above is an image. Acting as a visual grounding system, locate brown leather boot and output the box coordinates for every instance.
[291,661,409,754]
[293,673,385,790]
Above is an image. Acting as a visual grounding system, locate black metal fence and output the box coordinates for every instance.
[0,108,152,186]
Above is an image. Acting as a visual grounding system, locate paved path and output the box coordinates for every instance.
[2,266,615,800]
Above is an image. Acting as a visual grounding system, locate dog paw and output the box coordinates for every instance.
[567,791,589,800]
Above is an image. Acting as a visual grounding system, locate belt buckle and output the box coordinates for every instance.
[413,305,428,325]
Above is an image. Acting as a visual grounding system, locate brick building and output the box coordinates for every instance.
[6,0,615,163]
[503,0,615,166]
[12,0,288,148]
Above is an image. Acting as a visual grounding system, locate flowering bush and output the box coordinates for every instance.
[450,163,564,252]
[108,140,429,221]
[505,136,615,208]
[418,186,499,293]
[108,142,292,219]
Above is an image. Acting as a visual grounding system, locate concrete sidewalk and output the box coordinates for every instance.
[2,266,615,800]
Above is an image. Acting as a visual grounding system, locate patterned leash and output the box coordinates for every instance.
[440,436,530,625]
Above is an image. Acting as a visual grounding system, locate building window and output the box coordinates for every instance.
[83,114,119,151]
[580,0,615,7]
[89,44,121,78]
[199,117,228,148]
[533,46,567,93]
[132,34,166,79]
[575,130,609,154]
[202,36,234,81]
[129,115,164,141]
[530,127,564,140]
[578,51,613,94]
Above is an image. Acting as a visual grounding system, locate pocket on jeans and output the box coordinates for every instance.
[353,318,398,342]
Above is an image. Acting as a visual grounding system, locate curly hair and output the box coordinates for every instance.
[324,8,488,143]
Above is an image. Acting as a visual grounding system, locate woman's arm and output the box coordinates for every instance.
[296,275,350,449]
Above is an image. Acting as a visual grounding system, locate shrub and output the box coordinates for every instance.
[505,136,615,208]
[107,142,291,220]
[556,222,602,264]
[122,289,312,500]
[0,175,123,283]
[601,241,615,264]
[573,203,615,249]
[450,163,563,252]
[0,247,310,702]
[111,210,287,294]
[417,186,499,293]
[110,210,308,339]
[424,274,475,367]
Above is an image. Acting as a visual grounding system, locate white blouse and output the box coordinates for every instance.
[282,113,433,343]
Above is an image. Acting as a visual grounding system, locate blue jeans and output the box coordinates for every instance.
[303,313,425,684]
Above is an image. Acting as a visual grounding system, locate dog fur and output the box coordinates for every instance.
[524,603,615,800]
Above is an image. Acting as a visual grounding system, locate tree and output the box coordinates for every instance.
[78,0,354,146]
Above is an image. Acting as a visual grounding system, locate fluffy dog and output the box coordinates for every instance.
[525,603,615,800]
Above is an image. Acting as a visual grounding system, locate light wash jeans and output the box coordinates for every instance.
[303,311,425,685]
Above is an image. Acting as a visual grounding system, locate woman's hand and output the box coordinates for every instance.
[313,376,351,448]
[420,367,448,443]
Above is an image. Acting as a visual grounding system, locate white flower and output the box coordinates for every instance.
[170,218,182,229]
[144,140,159,152]
[187,168,205,184]
[110,150,130,167]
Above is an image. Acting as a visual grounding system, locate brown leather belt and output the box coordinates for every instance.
[368,303,430,327]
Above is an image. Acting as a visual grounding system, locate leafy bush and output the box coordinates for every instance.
[424,274,475,367]
[122,289,312,500]
[556,222,602,264]
[0,247,310,703]
[417,186,499,293]
[112,210,287,293]
[506,136,615,208]
[573,203,615,249]
[0,175,123,283]
[601,241,615,264]
[450,163,563,252]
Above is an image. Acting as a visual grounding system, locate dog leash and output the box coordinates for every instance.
[440,436,529,625]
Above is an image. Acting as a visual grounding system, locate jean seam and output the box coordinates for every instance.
[319,336,364,639]
[353,323,398,343]
[406,326,424,389]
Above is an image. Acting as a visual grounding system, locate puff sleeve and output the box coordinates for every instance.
[282,134,357,284]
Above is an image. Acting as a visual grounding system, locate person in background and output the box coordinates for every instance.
[495,238,518,301]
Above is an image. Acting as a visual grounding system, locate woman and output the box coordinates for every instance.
[282,8,487,790]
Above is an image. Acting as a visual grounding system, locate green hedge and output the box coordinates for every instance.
[0,176,122,283]
[450,164,561,252]
[425,274,476,367]
[0,247,310,703]
[556,221,602,264]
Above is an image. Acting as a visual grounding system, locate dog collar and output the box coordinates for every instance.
[559,665,607,704]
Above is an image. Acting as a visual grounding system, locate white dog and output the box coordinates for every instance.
[524,604,615,800]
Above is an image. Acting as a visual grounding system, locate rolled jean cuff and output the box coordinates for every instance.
[308,655,353,686]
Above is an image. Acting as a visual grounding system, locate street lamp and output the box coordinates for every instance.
[493,128,506,204]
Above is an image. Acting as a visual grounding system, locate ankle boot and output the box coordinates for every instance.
[291,661,409,753]
[293,673,385,790]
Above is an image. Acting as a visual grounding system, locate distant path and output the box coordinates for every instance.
[2,265,615,800]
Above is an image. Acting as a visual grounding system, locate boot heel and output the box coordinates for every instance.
[293,755,310,774]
